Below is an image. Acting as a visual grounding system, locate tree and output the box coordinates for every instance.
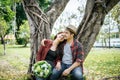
[0,19,8,55]
[0,0,15,55]
[22,0,69,75]
[18,21,30,47]
[22,0,120,79]
[76,0,119,58]
[15,3,27,44]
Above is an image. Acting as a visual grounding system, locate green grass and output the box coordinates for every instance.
[0,44,30,80]
[0,45,120,80]
[84,48,120,80]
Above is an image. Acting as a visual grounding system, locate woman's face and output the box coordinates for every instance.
[56,33,65,42]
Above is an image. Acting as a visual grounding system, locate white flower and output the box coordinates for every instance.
[33,60,52,78]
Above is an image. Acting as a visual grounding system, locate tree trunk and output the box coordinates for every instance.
[22,0,50,74]
[22,0,119,79]
[0,36,6,55]
[77,0,119,59]
[46,0,69,30]
[3,42,6,55]
[22,0,69,76]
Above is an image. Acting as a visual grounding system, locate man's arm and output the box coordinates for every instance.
[62,62,80,76]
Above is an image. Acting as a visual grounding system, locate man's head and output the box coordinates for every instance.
[64,25,77,40]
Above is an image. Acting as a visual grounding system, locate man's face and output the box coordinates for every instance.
[64,30,73,40]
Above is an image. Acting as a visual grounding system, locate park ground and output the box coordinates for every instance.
[0,45,120,80]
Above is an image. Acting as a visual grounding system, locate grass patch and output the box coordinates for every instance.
[84,48,120,80]
[0,44,30,80]
[0,45,120,80]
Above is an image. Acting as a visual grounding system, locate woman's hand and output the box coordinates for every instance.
[55,62,61,70]
[41,39,46,46]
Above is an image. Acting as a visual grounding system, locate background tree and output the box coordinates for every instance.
[22,0,120,79]
[17,21,30,47]
[0,19,8,55]
[15,3,27,44]
[0,0,15,55]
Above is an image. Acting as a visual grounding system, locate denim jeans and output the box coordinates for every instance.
[36,75,50,80]
[36,77,44,80]
[50,63,83,80]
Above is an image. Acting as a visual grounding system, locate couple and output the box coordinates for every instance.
[36,25,84,80]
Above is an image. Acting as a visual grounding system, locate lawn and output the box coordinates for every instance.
[84,48,120,80]
[0,45,120,80]
[0,45,30,80]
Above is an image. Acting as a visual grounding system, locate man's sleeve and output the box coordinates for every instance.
[76,43,84,63]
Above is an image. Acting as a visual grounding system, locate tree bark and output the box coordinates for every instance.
[22,0,50,74]
[0,36,6,55]
[46,0,69,30]
[22,0,69,75]
[77,0,119,59]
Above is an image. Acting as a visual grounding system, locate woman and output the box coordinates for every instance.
[36,32,65,80]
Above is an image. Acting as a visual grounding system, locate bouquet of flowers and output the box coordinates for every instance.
[33,60,52,78]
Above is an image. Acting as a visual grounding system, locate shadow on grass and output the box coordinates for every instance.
[7,45,30,48]
[102,76,120,80]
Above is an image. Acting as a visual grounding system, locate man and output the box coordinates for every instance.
[50,25,84,80]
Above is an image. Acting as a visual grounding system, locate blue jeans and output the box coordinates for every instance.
[36,77,44,80]
[36,76,50,80]
[50,63,83,80]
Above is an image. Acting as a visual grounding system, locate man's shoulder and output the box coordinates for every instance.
[74,39,83,48]
[74,39,82,45]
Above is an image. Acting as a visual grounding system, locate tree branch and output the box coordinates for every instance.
[46,0,70,30]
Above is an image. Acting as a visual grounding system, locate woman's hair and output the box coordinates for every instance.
[54,31,66,59]
[54,31,64,40]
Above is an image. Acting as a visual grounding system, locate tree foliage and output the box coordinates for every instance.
[0,0,15,22]
[0,0,15,40]
[37,0,52,12]
[111,2,120,32]
[0,19,8,38]
[16,3,27,30]
[111,2,120,23]
[17,21,30,47]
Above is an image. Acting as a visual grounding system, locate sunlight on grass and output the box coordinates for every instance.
[0,44,30,80]
[84,48,120,80]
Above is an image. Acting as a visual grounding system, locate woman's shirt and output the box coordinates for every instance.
[45,49,57,67]
[45,49,57,62]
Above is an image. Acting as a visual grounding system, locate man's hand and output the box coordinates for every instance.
[62,69,71,76]
[62,62,80,76]
[41,39,46,46]
[55,62,61,70]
